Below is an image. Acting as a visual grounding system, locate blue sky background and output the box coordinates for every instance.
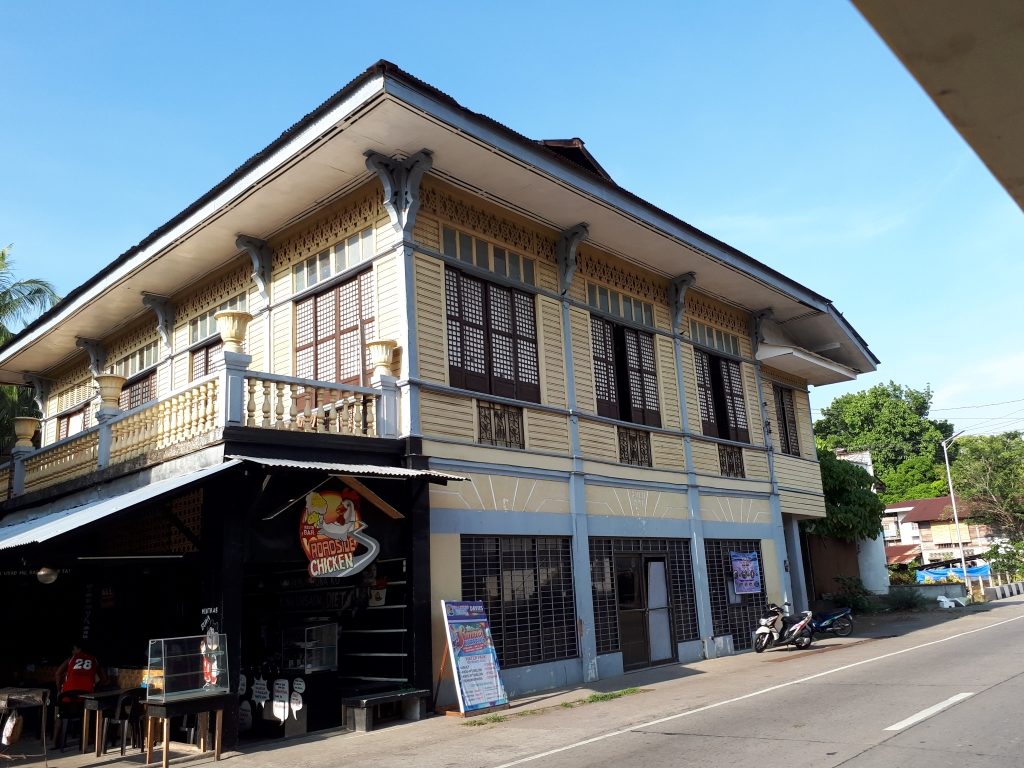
[2,2,1022,435]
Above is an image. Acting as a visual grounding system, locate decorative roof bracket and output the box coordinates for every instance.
[669,272,696,332]
[557,223,589,296]
[751,309,774,353]
[24,374,52,414]
[235,235,273,301]
[364,149,433,241]
[142,293,175,354]
[76,338,106,378]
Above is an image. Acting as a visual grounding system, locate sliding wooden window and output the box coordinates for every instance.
[295,271,376,386]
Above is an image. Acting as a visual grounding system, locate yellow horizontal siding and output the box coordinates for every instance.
[537,261,559,294]
[414,254,447,384]
[653,304,671,333]
[793,388,816,461]
[419,391,475,442]
[656,335,681,430]
[779,490,826,519]
[525,410,570,454]
[247,315,266,372]
[578,420,618,462]
[375,216,398,254]
[414,213,440,252]
[271,304,292,376]
[538,296,566,407]
[270,267,291,306]
[691,438,720,475]
[569,307,596,413]
[774,454,824,494]
[651,432,685,470]
[374,254,402,345]
[743,449,770,480]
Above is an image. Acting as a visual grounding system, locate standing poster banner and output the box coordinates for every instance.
[730,551,762,594]
[441,600,508,713]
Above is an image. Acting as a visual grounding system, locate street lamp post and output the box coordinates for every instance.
[941,430,971,601]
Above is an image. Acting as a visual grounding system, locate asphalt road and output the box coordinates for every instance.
[487,604,1024,768]
[17,599,1024,768]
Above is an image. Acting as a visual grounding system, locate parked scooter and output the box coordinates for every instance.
[809,607,854,638]
[753,602,814,653]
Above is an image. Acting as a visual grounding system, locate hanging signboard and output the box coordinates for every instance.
[730,551,762,594]
[441,600,508,713]
[299,489,379,577]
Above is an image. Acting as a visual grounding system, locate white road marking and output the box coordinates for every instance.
[883,692,974,731]
[490,614,1024,768]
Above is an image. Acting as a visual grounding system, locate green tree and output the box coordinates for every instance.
[951,432,1024,538]
[0,244,60,454]
[803,449,885,542]
[814,382,953,502]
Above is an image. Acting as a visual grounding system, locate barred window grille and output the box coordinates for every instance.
[718,444,745,478]
[461,536,578,668]
[703,539,767,651]
[589,538,699,655]
[618,427,652,466]
[478,401,525,449]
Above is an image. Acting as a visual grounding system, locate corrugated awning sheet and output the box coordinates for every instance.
[226,455,466,482]
[0,459,242,551]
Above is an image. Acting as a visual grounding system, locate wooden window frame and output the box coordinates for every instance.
[294,270,376,387]
[118,369,157,411]
[694,349,749,443]
[190,339,224,381]
[445,267,540,403]
[772,384,800,456]
[57,406,91,441]
[591,315,661,427]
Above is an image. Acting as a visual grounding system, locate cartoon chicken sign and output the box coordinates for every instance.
[299,488,379,577]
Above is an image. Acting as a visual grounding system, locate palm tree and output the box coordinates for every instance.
[0,244,60,454]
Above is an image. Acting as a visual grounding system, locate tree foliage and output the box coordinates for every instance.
[803,449,885,542]
[951,433,1024,539]
[814,382,953,504]
[0,244,60,455]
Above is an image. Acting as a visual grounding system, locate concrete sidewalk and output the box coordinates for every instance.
[6,601,1010,768]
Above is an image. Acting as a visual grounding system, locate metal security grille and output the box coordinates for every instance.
[703,538,767,651]
[461,536,578,668]
[718,444,745,478]
[477,401,525,448]
[589,538,699,655]
[618,427,652,466]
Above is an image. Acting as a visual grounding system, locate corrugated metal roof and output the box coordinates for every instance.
[226,455,466,482]
[885,496,970,523]
[0,460,242,551]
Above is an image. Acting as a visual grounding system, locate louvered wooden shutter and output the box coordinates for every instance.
[694,349,719,437]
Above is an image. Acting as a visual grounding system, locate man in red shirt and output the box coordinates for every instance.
[55,641,107,694]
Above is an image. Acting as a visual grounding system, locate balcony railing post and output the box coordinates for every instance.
[11,447,30,496]
[371,374,399,439]
[222,351,253,427]
[96,422,112,469]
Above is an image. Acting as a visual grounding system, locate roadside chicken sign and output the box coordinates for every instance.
[299,489,379,577]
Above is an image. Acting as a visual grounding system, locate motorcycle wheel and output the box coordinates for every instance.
[754,633,771,653]
[793,629,813,649]
[832,617,854,637]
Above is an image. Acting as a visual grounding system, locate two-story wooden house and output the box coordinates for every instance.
[0,61,875,738]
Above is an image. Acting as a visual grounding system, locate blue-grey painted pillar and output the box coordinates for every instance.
[558,225,598,682]
[670,275,715,644]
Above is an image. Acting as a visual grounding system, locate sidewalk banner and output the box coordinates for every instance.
[730,551,762,594]
[441,600,508,713]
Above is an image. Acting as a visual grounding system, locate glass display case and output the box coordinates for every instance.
[146,632,230,702]
[282,623,337,673]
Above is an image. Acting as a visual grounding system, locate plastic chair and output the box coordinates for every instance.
[102,688,145,755]
[53,689,88,752]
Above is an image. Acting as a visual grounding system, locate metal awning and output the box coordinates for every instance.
[227,455,467,482]
[0,459,243,551]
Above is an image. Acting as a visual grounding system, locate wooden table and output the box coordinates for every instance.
[144,693,232,768]
[80,689,132,757]
[0,688,49,760]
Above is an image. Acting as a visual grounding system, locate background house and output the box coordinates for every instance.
[883,496,998,566]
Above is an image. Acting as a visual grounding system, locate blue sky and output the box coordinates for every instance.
[2,2,1022,435]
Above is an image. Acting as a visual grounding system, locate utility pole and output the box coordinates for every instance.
[941,430,971,601]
